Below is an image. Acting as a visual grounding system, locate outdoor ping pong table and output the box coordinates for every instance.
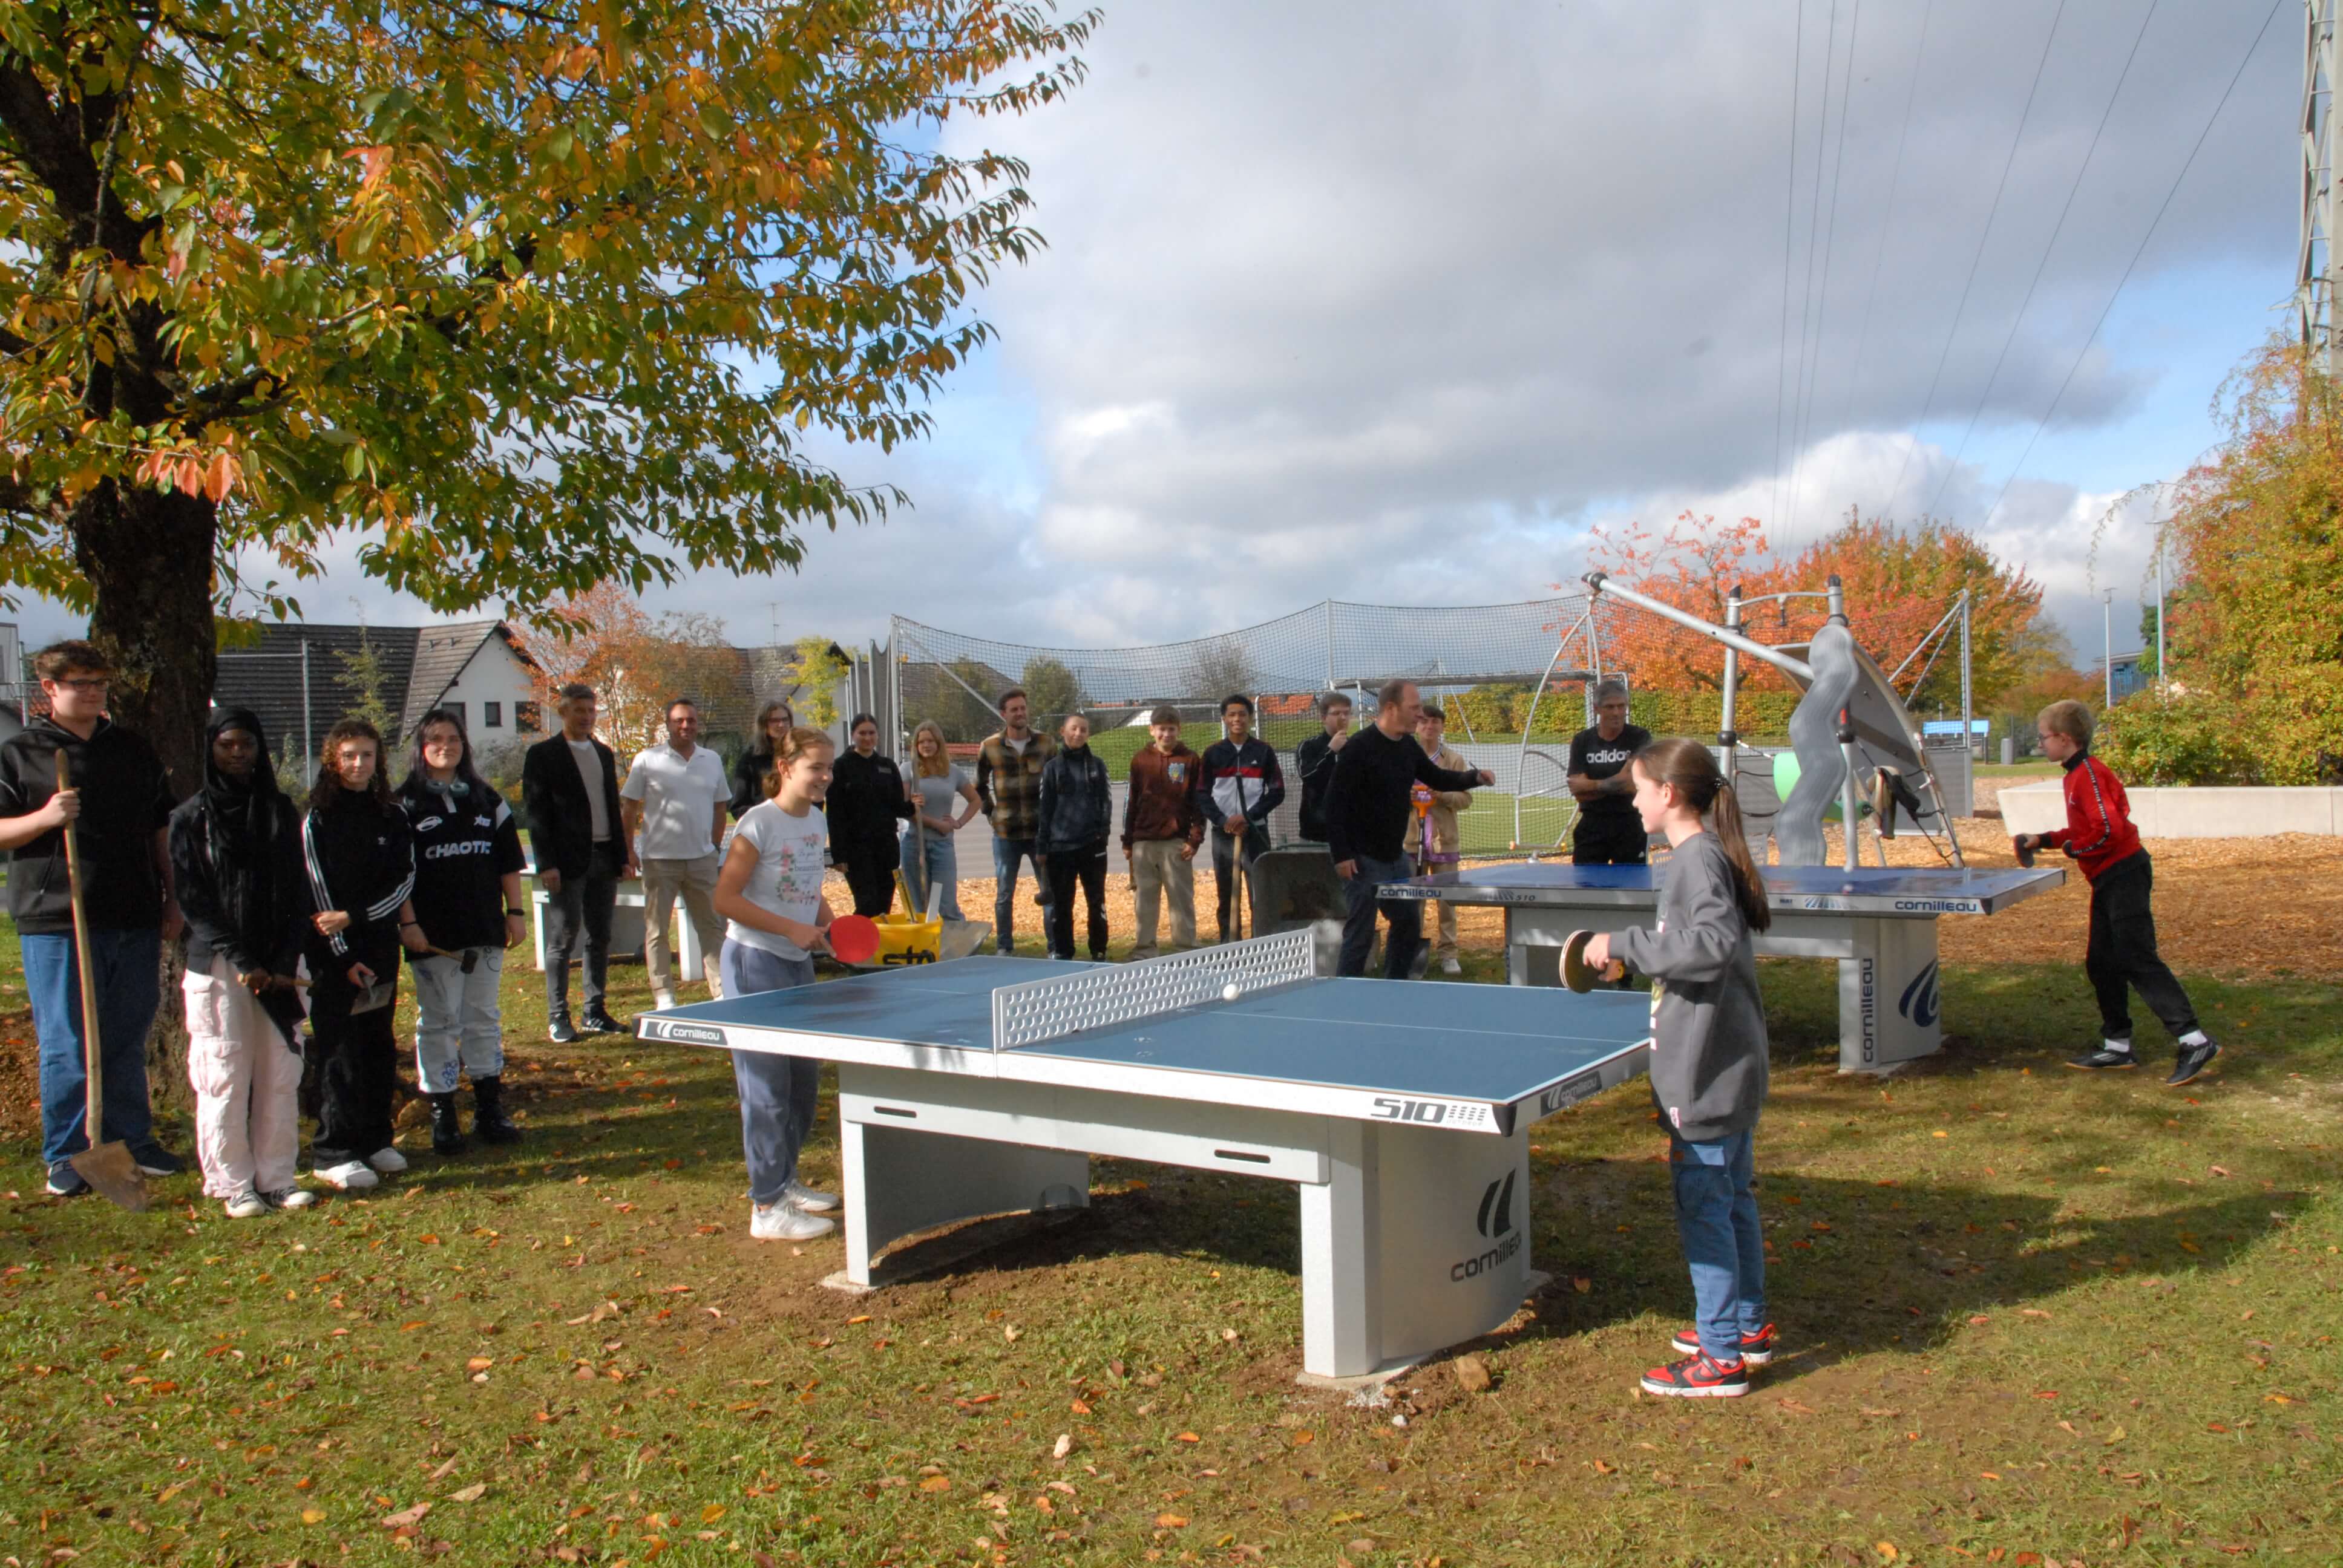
[635,929,1651,1383]
[1383,860,2065,1073]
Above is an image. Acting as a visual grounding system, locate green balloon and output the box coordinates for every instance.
[1772,751,1867,822]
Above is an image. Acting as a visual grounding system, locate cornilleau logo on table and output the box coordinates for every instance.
[646,1019,728,1047]
[1899,961,1941,1027]
[1452,1172,1521,1281]
[1476,1171,1516,1238]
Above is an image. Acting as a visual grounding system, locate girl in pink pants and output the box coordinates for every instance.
[167,707,317,1216]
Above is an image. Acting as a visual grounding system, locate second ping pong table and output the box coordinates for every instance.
[1384,860,2065,1073]
[636,929,1651,1383]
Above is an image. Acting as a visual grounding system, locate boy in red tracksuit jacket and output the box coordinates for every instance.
[2013,700,2218,1086]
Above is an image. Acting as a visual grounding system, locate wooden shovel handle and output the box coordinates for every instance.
[54,752,106,1140]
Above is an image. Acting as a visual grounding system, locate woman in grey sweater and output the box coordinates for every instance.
[1582,737,1774,1399]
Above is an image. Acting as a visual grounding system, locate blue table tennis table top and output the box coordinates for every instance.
[645,956,1651,1110]
[1386,859,2062,914]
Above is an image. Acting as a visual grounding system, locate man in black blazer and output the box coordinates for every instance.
[523,683,635,1040]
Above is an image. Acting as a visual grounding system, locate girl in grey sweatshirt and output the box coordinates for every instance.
[1582,737,1774,1398]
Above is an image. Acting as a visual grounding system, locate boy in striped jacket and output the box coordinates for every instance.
[2014,701,2218,1086]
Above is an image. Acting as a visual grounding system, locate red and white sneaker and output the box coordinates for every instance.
[1670,1321,1777,1367]
[1639,1351,1749,1398]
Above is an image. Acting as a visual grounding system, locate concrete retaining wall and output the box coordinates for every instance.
[1999,783,2343,838]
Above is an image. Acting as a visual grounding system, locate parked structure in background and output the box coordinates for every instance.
[213,621,545,773]
[0,622,23,744]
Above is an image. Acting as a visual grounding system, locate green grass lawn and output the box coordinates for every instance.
[2,918,2338,1566]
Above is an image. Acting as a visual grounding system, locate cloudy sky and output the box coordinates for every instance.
[21,0,2301,669]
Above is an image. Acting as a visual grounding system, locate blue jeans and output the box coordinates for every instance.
[991,835,1047,953]
[543,839,620,1022]
[719,940,821,1206]
[900,825,963,921]
[1670,1126,1768,1361]
[1336,854,1423,978]
[24,927,163,1169]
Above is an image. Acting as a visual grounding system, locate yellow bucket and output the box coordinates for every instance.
[871,914,945,967]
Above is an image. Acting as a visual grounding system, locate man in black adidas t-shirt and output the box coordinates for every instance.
[1567,679,1653,865]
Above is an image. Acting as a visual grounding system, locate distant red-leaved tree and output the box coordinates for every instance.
[1584,509,2053,713]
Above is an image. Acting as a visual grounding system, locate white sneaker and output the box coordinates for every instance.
[654,989,678,1010]
[1441,955,1463,975]
[262,1187,316,1210]
[315,1161,379,1191]
[750,1200,836,1241]
[784,1178,841,1214]
[365,1146,408,1174]
[223,1191,268,1219]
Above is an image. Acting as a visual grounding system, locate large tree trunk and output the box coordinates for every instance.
[72,479,218,1108]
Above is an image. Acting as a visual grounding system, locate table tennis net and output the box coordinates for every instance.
[989,929,1319,1052]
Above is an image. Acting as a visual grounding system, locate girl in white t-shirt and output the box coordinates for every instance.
[712,726,841,1242]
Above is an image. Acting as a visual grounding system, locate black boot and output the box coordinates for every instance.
[428,1092,467,1156]
[473,1075,523,1145]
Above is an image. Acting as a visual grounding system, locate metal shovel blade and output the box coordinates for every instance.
[70,1138,152,1212]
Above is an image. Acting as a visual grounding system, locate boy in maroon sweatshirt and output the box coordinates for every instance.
[2013,700,2218,1086]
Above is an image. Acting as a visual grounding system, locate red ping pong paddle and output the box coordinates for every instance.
[825,913,881,965]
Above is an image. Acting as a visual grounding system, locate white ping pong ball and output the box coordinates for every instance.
[1222,983,1241,1002]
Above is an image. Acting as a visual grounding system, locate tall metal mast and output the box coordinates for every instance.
[2302,1,2342,376]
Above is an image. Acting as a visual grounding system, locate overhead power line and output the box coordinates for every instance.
[1882,0,2072,518]
[1924,0,2163,521]
[1979,0,2288,529]
[1834,0,1934,487]
[1769,0,1810,543]
[1784,0,1866,547]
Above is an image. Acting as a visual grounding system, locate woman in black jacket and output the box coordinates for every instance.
[827,713,914,917]
[729,700,796,822]
[169,707,315,1217]
[301,718,418,1192]
[1035,714,1112,960]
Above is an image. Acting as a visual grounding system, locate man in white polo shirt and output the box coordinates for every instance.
[621,697,731,1010]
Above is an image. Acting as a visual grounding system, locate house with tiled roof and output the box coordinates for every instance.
[213,621,544,763]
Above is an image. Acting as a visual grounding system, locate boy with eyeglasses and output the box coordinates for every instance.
[0,641,186,1196]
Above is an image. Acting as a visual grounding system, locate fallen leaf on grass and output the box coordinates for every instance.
[464,1356,493,1373]
[300,1509,326,1524]
[919,1476,951,1492]
[379,1502,431,1529]
[448,1483,487,1503]
[2020,1308,2051,1319]
[1175,1431,1200,1444]
[1155,1512,1188,1529]
[1590,1459,1615,1474]
[2210,1165,2232,1177]
[1876,1544,1900,1562]
[1052,1434,1072,1460]
[1775,1399,1818,1416]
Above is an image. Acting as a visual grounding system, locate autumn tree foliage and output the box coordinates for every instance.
[1585,509,2054,716]
[524,581,742,754]
[2098,339,2343,785]
[0,0,1093,786]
